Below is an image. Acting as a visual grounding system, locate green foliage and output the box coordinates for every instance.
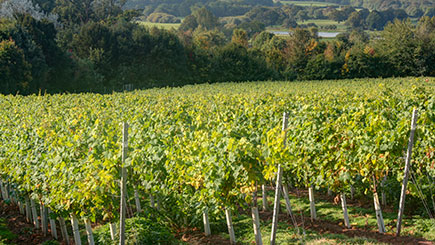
[0,39,31,94]
[231,28,248,47]
[0,78,434,237]
[376,19,425,76]
[146,12,180,23]
[93,216,177,244]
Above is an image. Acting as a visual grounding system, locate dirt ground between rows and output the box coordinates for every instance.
[1,192,433,245]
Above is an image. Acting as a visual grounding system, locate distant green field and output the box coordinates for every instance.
[267,19,347,33]
[298,19,347,31]
[137,21,181,30]
[281,0,339,7]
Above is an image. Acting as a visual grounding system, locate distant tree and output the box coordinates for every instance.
[252,31,274,49]
[313,8,325,19]
[346,11,364,29]
[53,0,94,24]
[147,12,180,23]
[359,8,370,19]
[295,10,309,22]
[0,39,32,94]
[211,43,273,82]
[193,28,226,50]
[282,17,297,28]
[192,7,219,30]
[425,8,435,18]
[231,28,248,48]
[238,21,265,37]
[415,16,435,76]
[284,28,319,75]
[342,6,356,17]
[179,7,218,32]
[366,10,384,30]
[179,14,197,31]
[0,0,57,22]
[342,45,388,78]
[375,19,421,76]
[92,0,125,20]
[328,9,347,23]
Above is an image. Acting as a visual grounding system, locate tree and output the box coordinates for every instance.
[193,28,226,50]
[366,10,384,30]
[284,28,319,76]
[238,21,265,38]
[92,0,125,20]
[328,9,347,23]
[0,39,32,94]
[192,7,219,30]
[295,10,308,22]
[346,11,364,29]
[179,14,197,31]
[211,43,273,82]
[179,7,219,32]
[0,0,57,22]
[375,19,424,76]
[231,28,248,48]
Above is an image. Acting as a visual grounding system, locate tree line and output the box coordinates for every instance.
[0,1,434,95]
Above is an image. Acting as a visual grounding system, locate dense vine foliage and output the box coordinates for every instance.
[0,77,434,224]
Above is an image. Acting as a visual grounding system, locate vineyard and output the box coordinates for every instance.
[0,77,434,244]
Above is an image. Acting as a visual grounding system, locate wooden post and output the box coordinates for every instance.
[282,185,298,233]
[262,185,268,211]
[59,216,70,245]
[340,193,350,229]
[0,180,6,200]
[48,209,58,239]
[252,186,262,244]
[252,206,262,245]
[70,214,82,245]
[134,189,142,213]
[271,112,289,245]
[203,210,211,236]
[41,204,48,236]
[396,108,418,236]
[381,176,387,206]
[308,186,317,220]
[350,185,355,200]
[30,199,39,228]
[2,181,9,200]
[119,122,128,245]
[18,201,25,215]
[270,164,283,245]
[373,192,386,233]
[109,223,117,240]
[225,208,236,244]
[84,218,95,245]
[149,194,155,208]
[25,197,32,223]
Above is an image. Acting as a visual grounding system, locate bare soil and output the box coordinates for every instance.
[0,200,56,244]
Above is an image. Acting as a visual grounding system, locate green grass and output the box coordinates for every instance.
[266,19,346,34]
[0,218,17,245]
[281,0,340,7]
[137,21,181,30]
[297,19,347,31]
[208,189,435,244]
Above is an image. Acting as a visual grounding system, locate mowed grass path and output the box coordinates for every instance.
[209,189,435,244]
